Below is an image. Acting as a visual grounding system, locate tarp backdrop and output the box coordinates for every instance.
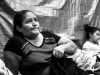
[0,0,100,58]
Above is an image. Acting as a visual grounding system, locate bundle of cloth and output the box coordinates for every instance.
[0,59,13,75]
[69,49,100,72]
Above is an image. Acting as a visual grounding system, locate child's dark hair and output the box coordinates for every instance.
[84,24,100,40]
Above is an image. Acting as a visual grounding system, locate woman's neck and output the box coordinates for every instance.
[32,33,43,42]
[24,33,39,40]
[25,33,44,47]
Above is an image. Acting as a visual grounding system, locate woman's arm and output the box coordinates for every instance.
[53,36,77,58]
[58,37,77,55]
[4,51,22,75]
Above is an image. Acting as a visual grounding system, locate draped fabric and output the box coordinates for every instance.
[0,0,100,58]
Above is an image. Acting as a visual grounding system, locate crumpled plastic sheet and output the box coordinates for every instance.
[0,0,100,58]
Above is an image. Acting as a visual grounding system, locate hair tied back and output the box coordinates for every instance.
[84,24,91,32]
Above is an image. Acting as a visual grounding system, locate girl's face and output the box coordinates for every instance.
[20,11,40,38]
[90,30,100,43]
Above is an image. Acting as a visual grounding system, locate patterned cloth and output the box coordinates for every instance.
[0,59,13,75]
[70,49,100,72]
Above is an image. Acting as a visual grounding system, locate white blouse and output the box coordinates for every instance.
[82,41,100,52]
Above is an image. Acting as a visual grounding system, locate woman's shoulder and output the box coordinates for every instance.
[5,35,27,50]
[8,36,26,43]
[10,35,23,39]
[8,36,21,41]
[4,36,27,57]
[41,29,53,37]
[41,30,61,43]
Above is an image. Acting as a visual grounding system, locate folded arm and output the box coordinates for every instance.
[54,36,77,56]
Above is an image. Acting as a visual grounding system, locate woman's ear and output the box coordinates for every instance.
[16,25,22,32]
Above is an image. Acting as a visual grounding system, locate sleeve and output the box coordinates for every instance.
[4,36,22,56]
[51,33,61,43]
[41,30,61,43]
[82,43,91,51]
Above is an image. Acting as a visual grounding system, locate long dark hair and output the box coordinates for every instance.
[84,24,100,40]
[13,10,33,36]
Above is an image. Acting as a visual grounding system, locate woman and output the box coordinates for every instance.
[4,10,77,75]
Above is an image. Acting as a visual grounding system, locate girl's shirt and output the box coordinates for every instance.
[82,41,100,52]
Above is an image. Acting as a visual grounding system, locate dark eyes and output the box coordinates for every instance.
[97,34,100,36]
[34,18,38,21]
[96,33,100,36]
[26,18,38,23]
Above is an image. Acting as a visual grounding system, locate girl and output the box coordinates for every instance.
[80,24,100,71]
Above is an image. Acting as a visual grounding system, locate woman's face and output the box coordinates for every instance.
[90,30,100,43]
[20,11,40,38]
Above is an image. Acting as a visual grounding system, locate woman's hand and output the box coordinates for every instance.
[57,36,77,55]
[53,48,64,58]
